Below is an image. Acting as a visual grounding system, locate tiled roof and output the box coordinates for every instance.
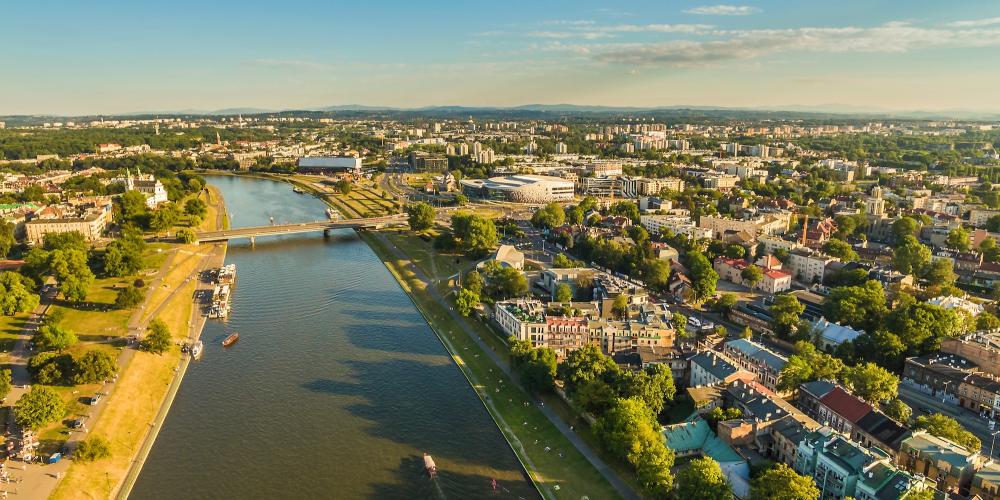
[819,386,873,423]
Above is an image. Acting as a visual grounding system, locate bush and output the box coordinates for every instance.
[176,228,197,244]
[35,324,77,352]
[115,285,144,309]
[73,350,118,384]
[75,437,112,462]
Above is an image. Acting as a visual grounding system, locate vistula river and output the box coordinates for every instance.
[131,175,536,499]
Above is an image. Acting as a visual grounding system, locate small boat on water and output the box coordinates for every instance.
[326,207,341,220]
[292,187,305,194]
[222,332,240,347]
[190,340,204,359]
[423,453,437,478]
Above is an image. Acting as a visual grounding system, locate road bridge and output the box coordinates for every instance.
[195,214,408,244]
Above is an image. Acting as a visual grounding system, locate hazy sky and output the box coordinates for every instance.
[4,0,1000,115]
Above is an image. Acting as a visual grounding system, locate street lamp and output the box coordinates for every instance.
[990,430,1000,459]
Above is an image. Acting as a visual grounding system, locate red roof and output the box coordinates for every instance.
[819,386,872,423]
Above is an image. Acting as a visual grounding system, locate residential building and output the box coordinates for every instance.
[640,214,712,239]
[493,299,546,344]
[24,201,112,244]
[927,295,985,317]
[897,432,979,496]
[798,383,872,437]
[854,461,933,500]
[699,214,790,240]
[942,333,1000,377]
[722,338,788,393]
[811,317,864,352]
[786,248,839,284]
[297,156,363,175]
[795,430,881,500]
[902,353,977,403]
[957,372,1000,419]
[689,351,751,387]
[970,461,1000,498]
[662,417,751,498]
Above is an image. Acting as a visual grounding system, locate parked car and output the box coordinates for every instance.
[71,418,85,429]
[89,394,102,406]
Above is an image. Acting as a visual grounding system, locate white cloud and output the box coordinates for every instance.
[598,23,715,34]
[528,31,615,40]
[540,20,596,26]
[592,22,1000,66]
[249,59,330,70]
[947,17,1000,27]
[684,5,761,16]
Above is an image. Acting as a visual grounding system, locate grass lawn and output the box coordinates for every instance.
[0,313,28,363]
[365,234,620,500]
[50,277,134,339]
[383,229,478,282]
[51,348,182,500]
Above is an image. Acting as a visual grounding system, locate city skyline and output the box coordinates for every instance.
[5,0,1000,115]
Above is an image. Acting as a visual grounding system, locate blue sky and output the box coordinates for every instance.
[4,0,1000,115]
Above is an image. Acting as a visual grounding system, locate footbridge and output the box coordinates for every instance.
[195,214,408,243]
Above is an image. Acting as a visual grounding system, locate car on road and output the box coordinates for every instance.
[71,418,86,429]
[89,394,102,405]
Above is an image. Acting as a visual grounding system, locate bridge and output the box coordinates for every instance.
[195,214,408,243]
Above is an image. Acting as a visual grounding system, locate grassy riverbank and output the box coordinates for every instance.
[363,232,621,500]
[50,185,228,500]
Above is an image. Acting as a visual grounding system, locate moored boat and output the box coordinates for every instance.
[423,453,437,477]
[190,340,204,359]
[222,332,240,347]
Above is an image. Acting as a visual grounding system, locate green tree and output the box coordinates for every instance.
[14,386,66,430]
[115,284,144,309]
[884,397,912,423]
[0,271,39,315]
[455,288,479,317]
[977,311,1000,331]
[988,215,1000,233]
[43,231,89,253]
[723,244,746,259]
[887,302,961,355]
[594,398,675,497]
[555,283,573,303]
[489,266,527,298]
[617,364,676,415]
[912,414,981,451]
[405,202,435,231]
[823,280,888,332]
[120,190,149,222]
[922,258,956,287]
[892,217,920,242]
[103,232,146,277]
[149,202,181,232]
[73,350,118,384]
[75,437,112,462]
[770,293,805,338]
[741,264,764,288]
[822,238,859,261]
[463,270,484,295]
[676,457,733,500]
[0,222,15,259]
[611,294,629,319]
[686,251,718,302]
[843,362,899,403]
[335,179,352,195]
[749,463,820,500]
[0,369,11,401]
[642,259,672,290]
[710,293,738,314]
[557,344,618,394]
[531,202,566,229]
[141,319,172,354]
[35,324,77,352]
[566,205,584,225]
[778,341,846,392]
[946,226,970,251]
[893,235,931,275]
[515,346,558,393]
[176,227,197,244]
[184,198,207,218]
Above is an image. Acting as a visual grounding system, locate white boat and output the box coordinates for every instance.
[190,341,203,359]
[326,208,341,220]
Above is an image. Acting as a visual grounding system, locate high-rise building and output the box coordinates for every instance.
[458,143,470,156]
[472,142,482,156]
[556,142,567,154]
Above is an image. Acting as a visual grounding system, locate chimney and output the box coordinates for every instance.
[800,214,808,246]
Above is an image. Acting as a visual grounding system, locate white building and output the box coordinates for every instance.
[640,214,713,239]
[785,248,838,284]
[460,175,574,203]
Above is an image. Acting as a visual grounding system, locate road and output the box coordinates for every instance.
[372,232,640,500]
[898,384,1000,458]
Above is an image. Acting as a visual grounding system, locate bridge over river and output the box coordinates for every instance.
[195,214,408,243]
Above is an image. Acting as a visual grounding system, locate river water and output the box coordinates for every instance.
[130,175,536,499]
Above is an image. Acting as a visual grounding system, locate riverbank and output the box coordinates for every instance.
[49,185,229,500]
[362,231,629,500]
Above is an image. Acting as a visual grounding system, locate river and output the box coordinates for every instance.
[130,175,536,499]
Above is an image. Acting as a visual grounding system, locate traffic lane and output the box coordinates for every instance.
[898,384,1000,458]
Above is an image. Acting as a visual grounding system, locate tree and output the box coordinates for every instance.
[893,236,931,275]
[0,222,15,259]
[912,414,981,451]
[43,231,89,253]
[463,270,484,295]
[0,271,39,315]
[822,238,859,261]
[514,346,558,393]
[892,217,920,242]
[977,311,1000,331]
[594,397,675,497]
[35,324,77,352]
[103,233,146,277]
[14,386,66,430]
[149,202,181,232]
[184,198,207,218]
[566,205,584,225]
[988,214,1000,233]
[686,251,718,302]
[843,362,899,403]
[531,202,565,229]
[75,437,112,462]
[946,226,970,251]
[452,213,498,256]
[749,463,820,500]
[120,190,149,222]
[676,457,733,500]
[406,202,435,231]
[922,258,956,287]
[642,259,672,290]
[723,244,746,259]
[176,227,197,244]
[115,284,144,309]
[489,266,528,299]
[335,179,352,195]
[823,280,888,332]
[778,341,846,392]
[710,293,737,314]
[555,283,573,303]
[887,302,961,355]
[741,265,764,289]
[611,294,629,319]
[770,293,805,338]
[455,288,479,317]
[884,397,912,423]
[617,364,676,415]
[557,344,618,394]
[0,369,11,401]
[142,319,172,354]
[73,350,118,384]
